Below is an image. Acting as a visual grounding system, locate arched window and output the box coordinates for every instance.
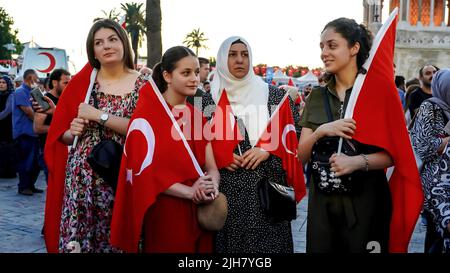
[410,0,419,25]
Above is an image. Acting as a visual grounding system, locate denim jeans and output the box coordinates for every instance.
[38,143,48,183]
[16,135,40,191]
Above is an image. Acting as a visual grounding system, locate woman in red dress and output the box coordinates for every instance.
[142,46,220,253]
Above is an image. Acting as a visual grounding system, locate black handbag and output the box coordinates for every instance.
[311,137,361,194]
[258,177,296,223]
[86,91,123,192]
[310,88,361,194]
[87,139,123,192]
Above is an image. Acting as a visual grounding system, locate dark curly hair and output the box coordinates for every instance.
[322,18,373,74]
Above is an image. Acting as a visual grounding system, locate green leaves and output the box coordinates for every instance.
[121,2,146,64]
[183,28,209,56]
[0,7,23,60]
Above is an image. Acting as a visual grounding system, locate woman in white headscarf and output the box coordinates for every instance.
[202,36,301,253]
[411,69,450,253]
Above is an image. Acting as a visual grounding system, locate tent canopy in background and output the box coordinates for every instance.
[0,65,9,73]
[297,71,318,86]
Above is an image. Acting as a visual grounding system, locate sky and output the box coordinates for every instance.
[1,0,390,73]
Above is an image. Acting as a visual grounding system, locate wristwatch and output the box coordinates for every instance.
[99,112,109,126]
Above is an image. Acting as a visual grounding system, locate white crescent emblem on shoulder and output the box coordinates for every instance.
[124,118,155,176]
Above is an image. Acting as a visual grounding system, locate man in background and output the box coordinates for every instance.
[12,69,42,196]
[406,64,439,116]
[33,69,70,182]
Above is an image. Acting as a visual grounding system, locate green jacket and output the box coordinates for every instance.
[299,78,352,131]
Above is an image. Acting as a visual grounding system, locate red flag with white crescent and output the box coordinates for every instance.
[210,89,244,169]
[255,93,306,203]
[110,79,204,252]
[118,15,126,29]
[343,8,423,253]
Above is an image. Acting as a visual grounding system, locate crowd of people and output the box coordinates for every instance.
[0,15,449,254]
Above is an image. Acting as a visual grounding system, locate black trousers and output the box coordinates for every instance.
[306,171,392,253]
[423,210,443,253]
[0,140,17,178]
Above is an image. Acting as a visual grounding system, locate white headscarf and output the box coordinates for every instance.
[211,36,270,146]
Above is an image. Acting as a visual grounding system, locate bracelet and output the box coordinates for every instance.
[360,154,369,172]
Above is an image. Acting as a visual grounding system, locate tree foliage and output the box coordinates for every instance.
[121,2,146,65]
[183,28,208,56]
[93,8,121,22]
[0,7,24,60]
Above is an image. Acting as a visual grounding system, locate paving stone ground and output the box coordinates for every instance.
[0,173,425,253]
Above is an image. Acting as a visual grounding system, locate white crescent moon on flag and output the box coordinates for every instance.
[124,118,155,176]
[282,124,296,155]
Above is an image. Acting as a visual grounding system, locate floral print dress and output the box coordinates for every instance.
[59,74,146,253]
[410,101,450,253]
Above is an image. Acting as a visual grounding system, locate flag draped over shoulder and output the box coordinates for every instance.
[43,63,95,253]
[210,90,243,169]
[344,8,423,253]
[255,93,306,203]
[110,79,204,252]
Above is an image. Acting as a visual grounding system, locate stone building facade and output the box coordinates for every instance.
[363,0,450,80]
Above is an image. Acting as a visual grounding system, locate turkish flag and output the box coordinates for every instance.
[344,8,423,252]
[43,63,95,253]
[210,90,243,169]
[118,15,126,29]
[255,93,306,203]
[288,78,295,87]
[110,79,204,252]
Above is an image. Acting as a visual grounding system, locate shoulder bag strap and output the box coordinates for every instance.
[320,88,334,122]
[90,91,105,140]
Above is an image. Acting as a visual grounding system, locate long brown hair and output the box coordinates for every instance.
[86,19,134,70]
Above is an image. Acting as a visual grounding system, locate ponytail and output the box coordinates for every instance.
[356,23,373,72]
[152,62,167,93]
[151,46,197,93]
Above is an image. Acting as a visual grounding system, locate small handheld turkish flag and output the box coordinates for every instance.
[118,15,126,29]
[255,93,306,203]
[210,89,244,169]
